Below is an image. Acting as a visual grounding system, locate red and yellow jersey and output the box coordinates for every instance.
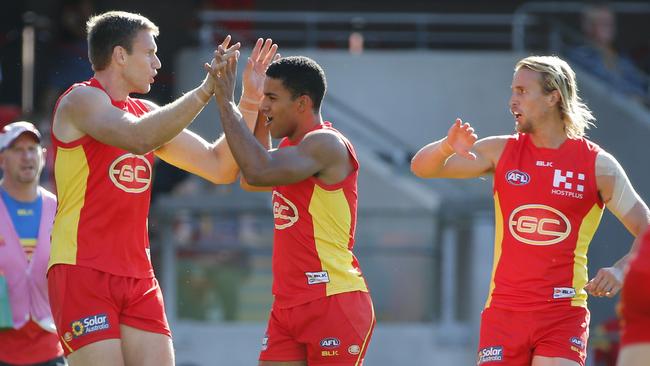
[48,78,154,278]
[271,122,368,309]
[487,133,604,310]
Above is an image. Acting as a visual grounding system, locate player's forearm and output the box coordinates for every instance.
[613,237,640,274]
[238,93,261,130]
[253,110,271,151]
[613,217,649,272]
[411,138,454,178]
[217,100,272,183]
[133,82,212,153]
[202,94,262,183]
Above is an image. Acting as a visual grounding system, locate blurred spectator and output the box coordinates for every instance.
[0,4,29,127]
[566,2,648,103]
[41,0,94,115]
[0,121,65,365]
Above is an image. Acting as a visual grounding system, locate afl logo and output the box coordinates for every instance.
[109,153,152,193]
[320,337,341,348]
[272,191,298,229]
[508,204,571,245]
[506,169,530,185]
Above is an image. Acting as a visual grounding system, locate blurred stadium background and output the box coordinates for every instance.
[2,1,649,365]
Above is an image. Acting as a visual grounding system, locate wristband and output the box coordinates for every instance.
[440,139,454,155]
[194,86,211,104]
[239,95,262,105]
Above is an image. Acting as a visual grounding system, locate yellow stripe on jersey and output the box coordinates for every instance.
[309,185,367,296]
[49,145,89,269]
[485,192,505,309]
[572,204,604,307]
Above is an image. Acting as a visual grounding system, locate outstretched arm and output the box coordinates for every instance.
[585,151,650,298]
[211,48,345,187]
[410,118,506,179]
[53,37,240,155]
[240,111,273,191]
[155,38,279,184]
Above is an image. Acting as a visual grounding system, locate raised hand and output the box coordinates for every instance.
[203,35,241,90]
[212,44,239,104]
[446,118,478,160]
[584,266,623,298]
[241,38,280,101]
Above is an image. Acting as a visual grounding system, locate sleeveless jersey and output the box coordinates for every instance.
[272,122,368,309]
[48,78,154,278]
[487,133,604,310]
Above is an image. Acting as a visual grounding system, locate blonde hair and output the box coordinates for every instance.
[515,55,595,138]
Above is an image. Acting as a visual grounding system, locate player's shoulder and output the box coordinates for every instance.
[302,128,347,150]
[595,149,621,175]
[57,83,110,113]
[481,134,512,144]
[299,129,350,164]
[476,134,510,152]
[582,137,602,152]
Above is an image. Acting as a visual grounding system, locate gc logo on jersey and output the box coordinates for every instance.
[506,169,530,186]
[508,204,571,245]
[273,192,299,229]
[109,153,152,193]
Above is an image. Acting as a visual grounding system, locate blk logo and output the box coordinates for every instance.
[553,169,585,192]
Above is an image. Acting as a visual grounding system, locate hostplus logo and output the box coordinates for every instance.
[552,169,585,199]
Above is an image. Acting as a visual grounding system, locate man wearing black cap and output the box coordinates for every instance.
[0,122,65,365]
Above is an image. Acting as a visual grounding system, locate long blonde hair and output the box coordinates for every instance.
[515,56,595,138]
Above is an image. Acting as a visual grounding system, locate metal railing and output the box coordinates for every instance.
[198,10,518,50]
[151,194,441,325]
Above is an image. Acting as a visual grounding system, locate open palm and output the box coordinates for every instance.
[242,38,280,100]
[447,118,478,160]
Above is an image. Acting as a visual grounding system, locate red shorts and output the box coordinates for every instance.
[478,306,589,366]
[48,264,170,355]
[619,266,650,346]
[259,291,375,365]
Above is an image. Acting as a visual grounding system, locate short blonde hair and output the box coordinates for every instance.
[515,55,595,138]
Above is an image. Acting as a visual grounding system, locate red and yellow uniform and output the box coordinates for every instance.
[619,228,650,346]
[49,78,154,278]
[47,78,169,355]
[478,133,603,366]
[260,122,374,365]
